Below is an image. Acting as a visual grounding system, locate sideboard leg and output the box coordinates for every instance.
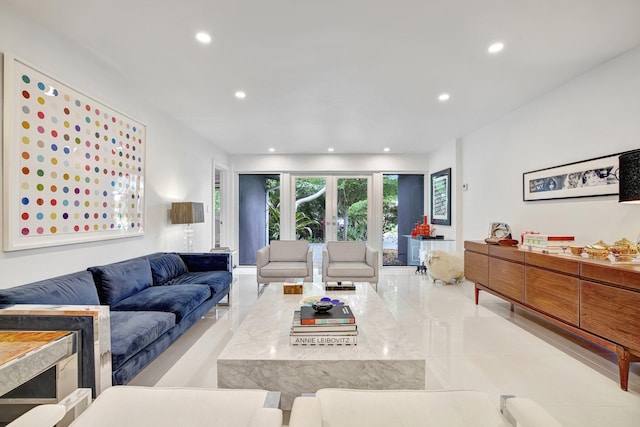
[616,346,631,391]
[474,286,479,305]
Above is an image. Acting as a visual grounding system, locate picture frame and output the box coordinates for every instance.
[522,153,620,202]
[430,168,451,225]
[3,55,146,251]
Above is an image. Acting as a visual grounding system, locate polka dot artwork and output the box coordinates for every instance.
[9,58,145,248]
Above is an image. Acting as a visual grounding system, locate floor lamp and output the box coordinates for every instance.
[171,202,205,252]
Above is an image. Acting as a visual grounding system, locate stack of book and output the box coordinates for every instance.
[521,234,575,253]
[290,305,358,345]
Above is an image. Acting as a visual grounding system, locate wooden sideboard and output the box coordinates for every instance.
[464,240,640,391]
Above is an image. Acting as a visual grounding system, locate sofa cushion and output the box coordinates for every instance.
[110,311,176,370]
[269,240,309,262]
[327,241,366,262]
[88,258,154,306]
[0,271,100,306]
[168,271,232,295]
[110,285,211,323]
[260,262,309,278]
[147,253,189,285]
[327,262,374,277]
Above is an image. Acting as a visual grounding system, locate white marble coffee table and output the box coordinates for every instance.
[217,282,425,409]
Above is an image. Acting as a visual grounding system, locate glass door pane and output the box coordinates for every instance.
[336,177,368,241]
[294,177,326,243]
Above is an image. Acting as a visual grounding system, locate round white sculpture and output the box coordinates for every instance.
[426,250,465,284]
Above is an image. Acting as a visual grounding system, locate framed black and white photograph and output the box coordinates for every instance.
[430,168,451,225]
[523,153,620,201]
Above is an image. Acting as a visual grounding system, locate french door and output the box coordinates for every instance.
[292,175,371,243]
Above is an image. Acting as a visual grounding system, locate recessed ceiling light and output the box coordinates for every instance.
[488,42,504,54]
[383,147,390,152]
[195,32,212,44]
[268,148,275,152]
[328,148,334,152]
[438,93,450,102]
[235,91,246,99]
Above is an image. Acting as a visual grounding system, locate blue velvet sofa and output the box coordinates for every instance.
[0,252,232,390]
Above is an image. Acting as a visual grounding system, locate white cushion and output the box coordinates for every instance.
[327,241,366,262]
[269,240,309,262]
[260,262,309,277]
[70,386,282,427]
[327,262,373,277]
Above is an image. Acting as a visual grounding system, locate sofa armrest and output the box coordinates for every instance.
[288,397,322,427]
[365,247,379,274]
[306,247,314,275]
[321,248,330,276]
[6,404,65,427]
[179,253,231,272]
[256,246,270,269]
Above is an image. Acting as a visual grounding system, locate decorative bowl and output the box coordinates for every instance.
[311,301,334,312]
[585,246,609,260]
[300,296,348,307]
[569,245,584,256]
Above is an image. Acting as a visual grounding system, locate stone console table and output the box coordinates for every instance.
[464,240,640,390]
[217,282,425,409]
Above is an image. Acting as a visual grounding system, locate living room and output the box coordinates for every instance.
[1,1,639,426]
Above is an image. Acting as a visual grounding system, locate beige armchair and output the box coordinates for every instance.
[288,389,562,427]
[256,240,313,289]
[8,386,282,427]
[322,241,378,289]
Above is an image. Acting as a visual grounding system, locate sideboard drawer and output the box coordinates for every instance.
[581,280,640,352]
[526,266,579,326]
[489,257,524,302]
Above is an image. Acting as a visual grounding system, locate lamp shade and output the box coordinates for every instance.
[171,202,205,224]
[619,150,640,204]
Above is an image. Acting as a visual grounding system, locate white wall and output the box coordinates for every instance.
[0,8,229,288]
[461,47,640,245]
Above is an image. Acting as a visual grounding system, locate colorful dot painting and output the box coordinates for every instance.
[14,59,145,240]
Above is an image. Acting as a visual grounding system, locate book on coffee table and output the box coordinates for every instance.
[290,334,357,346]
[324,281,356,291]
[291,311,357,333]
[300,305,355,325]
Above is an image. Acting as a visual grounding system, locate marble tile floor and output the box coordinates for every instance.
[129,267,640,426]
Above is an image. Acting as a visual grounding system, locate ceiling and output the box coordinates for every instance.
[4,0,640,155]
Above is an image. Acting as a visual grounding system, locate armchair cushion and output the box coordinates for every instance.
[259,262,310,278]
[269,240,309,262]
[326,241,366,262]
[326,262,374,277]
